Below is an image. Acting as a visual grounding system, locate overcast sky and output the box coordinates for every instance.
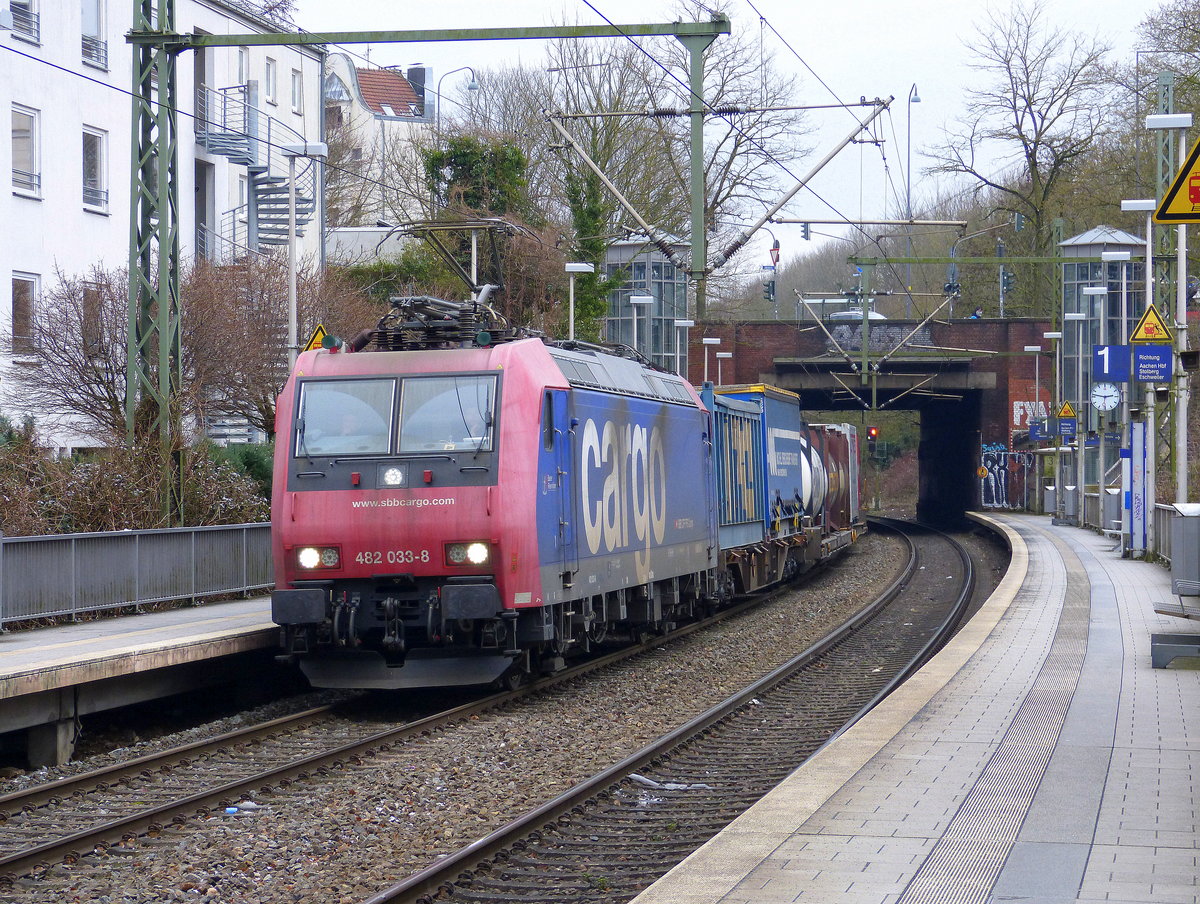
[293,0,1154,264]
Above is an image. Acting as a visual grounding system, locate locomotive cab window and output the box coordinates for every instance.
[398,374,496,453]
[295,378,394,456]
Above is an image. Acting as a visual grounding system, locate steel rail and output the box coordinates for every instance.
[363,524,926,904]
[0,556,848,881]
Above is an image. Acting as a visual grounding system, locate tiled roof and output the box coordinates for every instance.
[354,68,422,117]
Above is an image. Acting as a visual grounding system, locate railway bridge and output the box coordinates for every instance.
[687,317,1053,524]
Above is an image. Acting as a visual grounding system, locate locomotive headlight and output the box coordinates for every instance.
[446,542,490,566]
[381,466,405,487]
[297,546,340,569]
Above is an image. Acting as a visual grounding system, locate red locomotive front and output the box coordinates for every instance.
[271,339,565,689]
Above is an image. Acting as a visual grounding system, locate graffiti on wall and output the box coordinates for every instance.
[980,442,1033,509]
[826,324,932,353]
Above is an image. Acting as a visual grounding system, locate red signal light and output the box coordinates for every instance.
[867,426,879,440]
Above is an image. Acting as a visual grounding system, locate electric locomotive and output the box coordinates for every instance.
[270,291,861,690]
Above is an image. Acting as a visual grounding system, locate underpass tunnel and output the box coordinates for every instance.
[916,393,983,526]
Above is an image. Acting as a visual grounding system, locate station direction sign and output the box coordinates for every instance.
[1129,304,1172,343]
[1057,417,1077,438]
[1133,344,1174,382]
[1155,135,1200,224]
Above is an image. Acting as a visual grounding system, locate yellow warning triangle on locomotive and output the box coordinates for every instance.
[1057,401,1077,419]
[1130,304,1172,343]
[1156,135,1200,223]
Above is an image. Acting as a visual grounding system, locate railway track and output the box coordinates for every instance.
[0,548,860,886]
[368,517,975,904]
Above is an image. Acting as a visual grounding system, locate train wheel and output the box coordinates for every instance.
[497,667,525,691]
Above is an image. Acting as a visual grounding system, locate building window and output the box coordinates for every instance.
[12,274,38,354]
[237,47,249,86]
[81,0,107,68]
[82,127,107,209]
[10,1,39,42]
[11,105,40,195]
[265,58,277,104]
[291,69,303,114]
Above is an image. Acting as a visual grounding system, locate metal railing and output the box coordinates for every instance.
[81,35,107,69]
[12,168,40,194]
[10,4,38,41]
[0,523,271,626]
[83,185,108,208]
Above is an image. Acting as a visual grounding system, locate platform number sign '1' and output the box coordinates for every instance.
[1092,344,1130,383]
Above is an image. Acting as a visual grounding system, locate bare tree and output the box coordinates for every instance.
[3,265,140,442]
[926,0,1112,311]
[324,116,381,228]
[182,254,383,439]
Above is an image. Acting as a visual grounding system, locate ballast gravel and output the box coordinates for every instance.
[2,533,939,904]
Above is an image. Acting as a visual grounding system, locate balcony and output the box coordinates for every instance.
[10,4,38,42]
[83,185,108,209]
[12,168,40,194]
[82,35,108,69]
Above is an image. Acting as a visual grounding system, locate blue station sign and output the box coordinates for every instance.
[1132,344,1173,382]
[1093,344,1130,383]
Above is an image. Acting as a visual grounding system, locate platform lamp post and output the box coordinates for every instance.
[1045,330,1064,521]
[1083,285,1110,525]
[702,337,721,383]
[716,351,733,385]
[673,319,694,378]
[1066,311,1087,524]
[1146,113,1192,503]
[281,141,328,369]
[1023,345,1043,512]
[564,262,594,341]
[1101,252,1132,475]
[629,294,654,359]
[905,83,921,317]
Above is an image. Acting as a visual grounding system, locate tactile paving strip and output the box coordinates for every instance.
[895,532,1090,904]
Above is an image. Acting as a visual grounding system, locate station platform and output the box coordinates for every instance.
[0,597,274,767]
[633,512,1200,904]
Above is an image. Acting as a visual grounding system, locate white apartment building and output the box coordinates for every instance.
[1,0,325,450]
[323,52,431,261]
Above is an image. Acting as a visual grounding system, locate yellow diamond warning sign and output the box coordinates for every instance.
[1057,401,1077,419]
[303,323,328,352]
[1130,304,1172,343]
[1155,135,1200,223]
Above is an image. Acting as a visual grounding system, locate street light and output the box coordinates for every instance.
[905,83,921,317]
[281,141,328,369]
[716,351,733,384]
[435,66,479,138]
[673,319,694,378]
[702,337,721,383]
[629,294,653,357]
[1066,311,1087,523]
[1083,285,1110,520]
[1145,114,1192,503]
[1044,330,1064,520]
[564,262,594,341]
